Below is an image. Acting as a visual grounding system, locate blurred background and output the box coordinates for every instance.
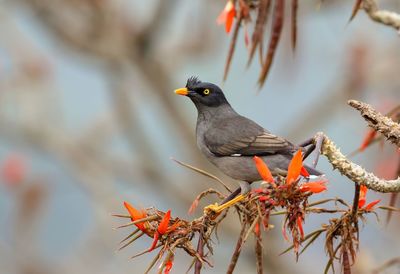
[0,0,399,273]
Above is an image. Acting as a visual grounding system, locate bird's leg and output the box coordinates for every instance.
[298,133,325,167]
[312,133,325,168]
[297,138,314,148]
[221,188,241,204]
[204,182,250,214]
[303,143,316,160]
[298,137,317,160]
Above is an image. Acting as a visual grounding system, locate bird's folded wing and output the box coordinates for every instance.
[204,116,293,156]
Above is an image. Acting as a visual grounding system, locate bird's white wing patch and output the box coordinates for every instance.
[231,154,242,157]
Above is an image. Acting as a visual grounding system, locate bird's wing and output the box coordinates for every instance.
[204,115,294,156]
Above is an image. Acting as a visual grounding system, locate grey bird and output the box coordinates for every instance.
[175,77,322,212]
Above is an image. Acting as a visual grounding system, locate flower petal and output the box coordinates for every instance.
[300,181,327,193]
[148,232,159,252]
[358,185,368,208]
[157,210,171,235]
[300,166,310,178]
[164,258,174,274]
[286,149,303,184]
[365,199,381,211]
[216,1,236,33]
[253,156,275,184]
[225,8,235,33]
[123,201,147,230]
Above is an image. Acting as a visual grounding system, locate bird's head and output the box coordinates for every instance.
[174,77,229,109]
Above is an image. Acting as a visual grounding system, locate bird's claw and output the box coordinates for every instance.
[204,203,220,214]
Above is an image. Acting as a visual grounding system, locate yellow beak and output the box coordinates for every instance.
[174,87,188,96]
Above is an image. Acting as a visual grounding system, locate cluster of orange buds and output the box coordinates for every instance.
[124,202,181,251]
[254,150,327,196]
[252,150,327,252]
[122,202,181,273]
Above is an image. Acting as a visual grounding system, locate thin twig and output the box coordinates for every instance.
[171,158,232,193]
[227,224,248,274]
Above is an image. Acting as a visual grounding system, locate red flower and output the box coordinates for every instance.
[300,181,327,194]
[217,1,236,33]
[253,156,275,185]
[286,150,303,184]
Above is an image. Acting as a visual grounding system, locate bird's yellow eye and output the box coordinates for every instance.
[203,89,210,95]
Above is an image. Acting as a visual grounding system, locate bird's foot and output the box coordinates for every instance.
[312,132,325,168]
[203,194,245,214]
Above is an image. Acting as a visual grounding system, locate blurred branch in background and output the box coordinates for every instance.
[0,0,399,273]
[361,0,400,30]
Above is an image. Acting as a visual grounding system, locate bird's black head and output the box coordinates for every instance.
[174,77,229,109]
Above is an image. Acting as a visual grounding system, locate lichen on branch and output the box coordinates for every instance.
[317,132,400,193]
[348,100,400,147]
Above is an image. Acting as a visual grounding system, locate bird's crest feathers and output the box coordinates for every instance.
[186,76,201,90]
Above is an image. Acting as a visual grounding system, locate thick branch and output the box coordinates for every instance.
[362,0,400,30]
[318,132,400,193]
[348,100,400,147]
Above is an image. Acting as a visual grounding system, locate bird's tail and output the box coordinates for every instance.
[303,164,324,176]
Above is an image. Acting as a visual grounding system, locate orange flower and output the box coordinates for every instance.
[217,1,236,33]
[123,201,148,231]
[358,185,367,208]
[286,149,303,184]
[300,181,327,193]
[253,156,275,185]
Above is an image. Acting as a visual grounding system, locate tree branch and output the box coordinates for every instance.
[317,132,400,193]
[348,100,400,147]
[362,0,400,31]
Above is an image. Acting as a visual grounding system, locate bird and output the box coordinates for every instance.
[174,77,322,213]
